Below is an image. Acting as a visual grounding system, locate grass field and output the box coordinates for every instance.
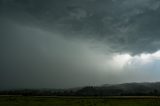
[1,96,160,106]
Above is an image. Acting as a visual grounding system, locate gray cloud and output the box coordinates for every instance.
[1,0,160,89]
[1,0,160,54]
[0,19,115,89]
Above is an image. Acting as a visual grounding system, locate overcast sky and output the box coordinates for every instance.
[1,0,160,89]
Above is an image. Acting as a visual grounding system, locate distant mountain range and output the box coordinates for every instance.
[1,82,160,96]
[74,82,160,96]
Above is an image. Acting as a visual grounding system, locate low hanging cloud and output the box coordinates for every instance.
[1,0,160,89]
[0,20,116,89]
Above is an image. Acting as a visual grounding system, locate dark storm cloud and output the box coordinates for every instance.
[1,0,160,54]
[1,0,160,89]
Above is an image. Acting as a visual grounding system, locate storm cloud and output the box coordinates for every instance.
[1,0,160,89]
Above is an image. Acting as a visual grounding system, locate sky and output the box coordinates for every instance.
[1,0,160,89]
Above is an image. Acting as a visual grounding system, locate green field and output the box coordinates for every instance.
[1,96,160,106]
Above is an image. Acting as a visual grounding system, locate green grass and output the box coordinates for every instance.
[0,96,160,106]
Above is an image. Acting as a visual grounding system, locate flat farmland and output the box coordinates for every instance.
[0,96,160,106]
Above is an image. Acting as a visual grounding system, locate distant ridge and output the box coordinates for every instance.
[1,82,160,96]
[75,82,160,96]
